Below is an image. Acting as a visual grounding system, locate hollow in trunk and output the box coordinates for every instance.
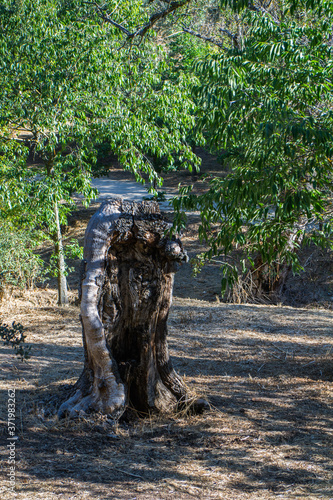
[58,199,207,419]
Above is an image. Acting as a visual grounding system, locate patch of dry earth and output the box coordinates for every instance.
[0,290,332,500]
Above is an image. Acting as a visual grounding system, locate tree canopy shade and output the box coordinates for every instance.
[0,0,199,304]
[172,1,333,296]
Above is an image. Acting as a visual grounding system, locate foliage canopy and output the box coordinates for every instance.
[173,1,333,295]
[1,0,333,300]
[0,0,199,302]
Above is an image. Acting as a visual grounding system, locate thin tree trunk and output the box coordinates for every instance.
[58,199,208,419]
[54,201,69,306]
[252,218,307,297]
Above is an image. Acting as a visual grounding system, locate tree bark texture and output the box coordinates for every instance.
[58,199,205,419]
[54,201,69,306]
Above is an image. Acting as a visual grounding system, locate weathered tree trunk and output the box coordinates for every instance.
[58,199,207,419]
[53,201,69,306]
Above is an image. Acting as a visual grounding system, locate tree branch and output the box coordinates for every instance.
[182,25,225,49]
[219,28,240,49]
[84,2,132,36]
[248,1,280,24]
[88,0,193,39]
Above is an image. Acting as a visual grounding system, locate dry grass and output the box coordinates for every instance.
[0,287,332,500]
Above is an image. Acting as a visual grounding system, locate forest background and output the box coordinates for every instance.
[1,0,333,305]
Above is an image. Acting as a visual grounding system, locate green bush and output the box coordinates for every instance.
[0,226,44,290]
[0,322,31,360]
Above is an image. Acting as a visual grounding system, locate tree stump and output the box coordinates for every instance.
[58,199,207,419]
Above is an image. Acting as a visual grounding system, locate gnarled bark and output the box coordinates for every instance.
[58,199,207,419]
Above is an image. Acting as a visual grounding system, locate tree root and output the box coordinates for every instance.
[58,374,126,420]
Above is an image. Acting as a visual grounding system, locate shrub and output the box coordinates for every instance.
[0,226,44,291]
[0,322,31,360]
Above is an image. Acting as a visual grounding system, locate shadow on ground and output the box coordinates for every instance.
[0,299,332,499]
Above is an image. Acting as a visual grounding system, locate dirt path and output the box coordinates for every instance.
[83,148,333,307]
